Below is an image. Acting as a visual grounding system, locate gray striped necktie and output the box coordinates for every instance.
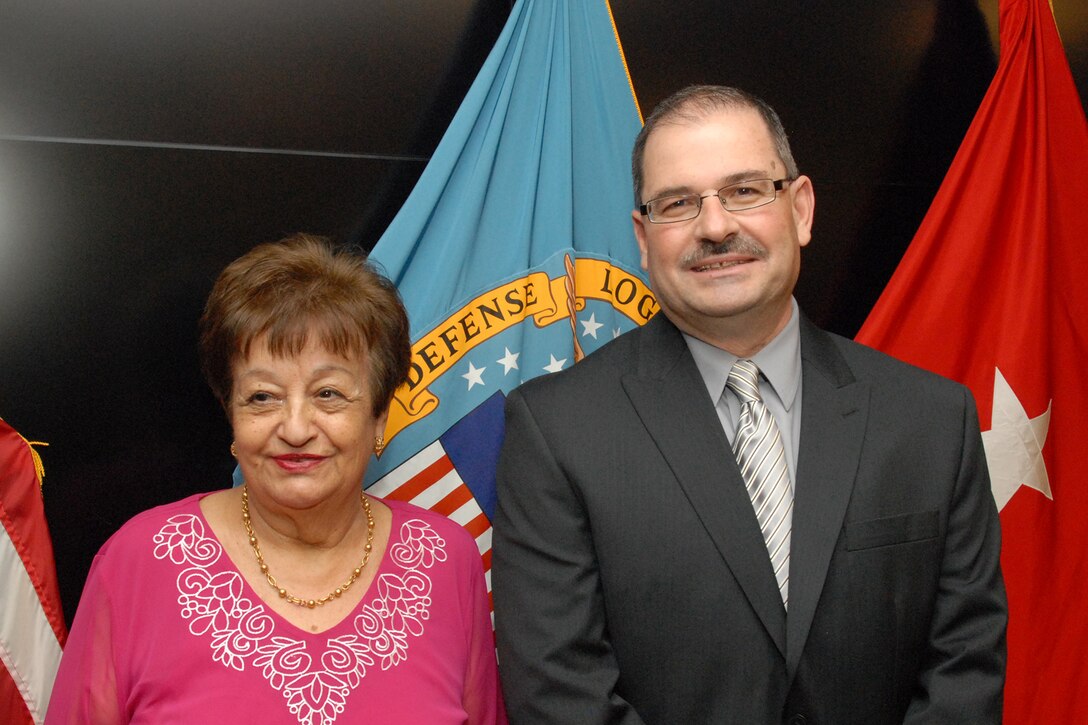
[726,359,793,607]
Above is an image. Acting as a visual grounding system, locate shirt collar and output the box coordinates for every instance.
[683,298,802,410]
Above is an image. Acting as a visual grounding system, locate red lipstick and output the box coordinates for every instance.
[272,453,326,473]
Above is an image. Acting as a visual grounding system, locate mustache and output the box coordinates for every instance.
[680,234,768,266]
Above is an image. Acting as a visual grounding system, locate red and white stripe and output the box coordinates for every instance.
[368,441,494,610]
[1,421,66,725]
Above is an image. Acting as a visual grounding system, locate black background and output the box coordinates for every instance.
[1,0,1085,626]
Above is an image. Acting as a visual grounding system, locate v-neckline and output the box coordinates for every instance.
[192,491,401,638]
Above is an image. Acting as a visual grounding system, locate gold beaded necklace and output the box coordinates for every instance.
[241,484,375,609]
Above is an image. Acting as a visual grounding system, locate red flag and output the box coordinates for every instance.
[0,419,67,725]
[855,0,1088,719]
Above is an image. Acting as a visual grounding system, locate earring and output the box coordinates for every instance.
[374,435,386,457]
[230,442,237,458]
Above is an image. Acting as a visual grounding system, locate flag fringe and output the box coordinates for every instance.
[18,437,47,489]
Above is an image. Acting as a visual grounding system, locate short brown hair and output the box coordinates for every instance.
[199,234,411,417]
[631,85,799,208]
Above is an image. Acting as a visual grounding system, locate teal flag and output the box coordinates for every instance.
[364,0,651,588]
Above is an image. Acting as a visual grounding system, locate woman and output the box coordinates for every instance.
[47,235,506,724]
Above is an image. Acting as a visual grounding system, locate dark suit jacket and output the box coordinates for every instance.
[493,312,1006,724]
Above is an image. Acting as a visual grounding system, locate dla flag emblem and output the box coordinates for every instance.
[368,253,655,606]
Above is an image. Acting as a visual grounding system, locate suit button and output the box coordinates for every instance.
[787,716,807,725]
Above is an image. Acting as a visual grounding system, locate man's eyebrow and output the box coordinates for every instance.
[644,170,773,200]
[722,170,772,184]
[644,184,695,201]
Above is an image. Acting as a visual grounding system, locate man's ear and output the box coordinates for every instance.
[790,175,815,248]
[632,209,650,270]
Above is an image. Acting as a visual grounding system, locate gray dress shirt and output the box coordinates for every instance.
[683,298,803,483]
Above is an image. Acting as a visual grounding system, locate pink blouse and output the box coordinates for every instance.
[46,493,506,724]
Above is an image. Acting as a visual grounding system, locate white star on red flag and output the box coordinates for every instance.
[981,368,1052,510]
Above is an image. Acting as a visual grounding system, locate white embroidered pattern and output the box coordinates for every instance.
[153,513,447,725]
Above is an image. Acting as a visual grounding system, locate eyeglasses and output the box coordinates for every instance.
[639,178,794,223]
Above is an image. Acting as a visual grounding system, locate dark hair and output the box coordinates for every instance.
[631,85,799,207]
[199,233,411,417]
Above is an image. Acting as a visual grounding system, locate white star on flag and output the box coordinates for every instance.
[543,354,567,373]
[497,347,520,375]
[462,361,486,390]
[981,367,1052,511]
[580,313,603,339]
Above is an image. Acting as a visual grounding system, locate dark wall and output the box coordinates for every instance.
[1,0,1085,625]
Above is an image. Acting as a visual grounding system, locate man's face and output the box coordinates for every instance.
[632,107,814,349]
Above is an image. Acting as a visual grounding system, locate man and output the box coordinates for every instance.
[492,85,1006,724]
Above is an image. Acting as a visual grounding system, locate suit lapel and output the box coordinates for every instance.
[785,318,870,680]
[621,315,787,656]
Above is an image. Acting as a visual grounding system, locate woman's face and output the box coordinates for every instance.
[229,336,386,511]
